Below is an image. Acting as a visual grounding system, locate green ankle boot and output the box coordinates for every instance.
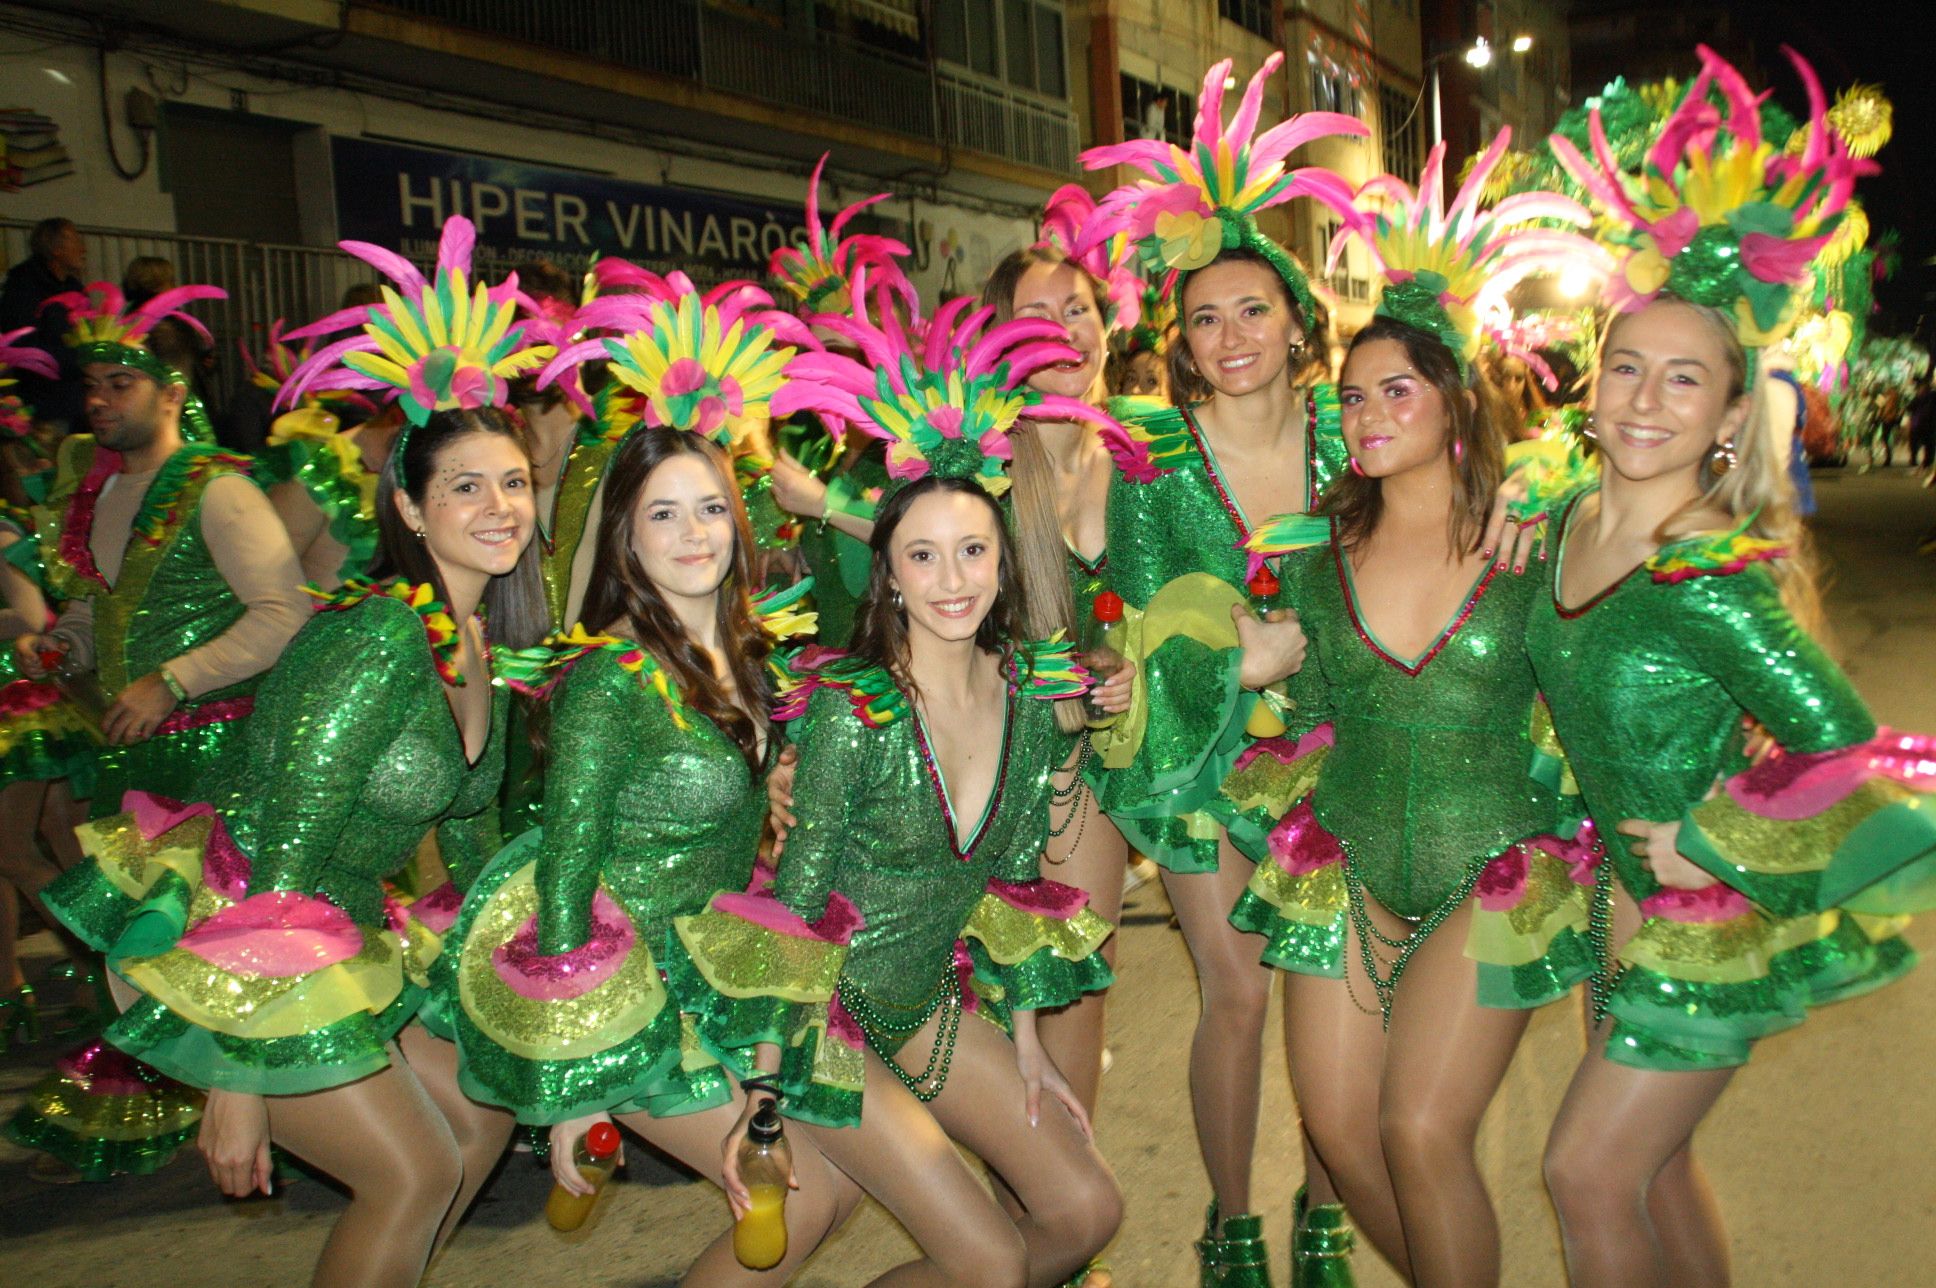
[1195,1201,1272,1288]
[1291,1185,1359,1288]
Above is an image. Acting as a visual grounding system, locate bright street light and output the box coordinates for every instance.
[1512,34,1534,53]
[1464,37,1493,69]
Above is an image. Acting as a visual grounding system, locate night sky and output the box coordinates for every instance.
[1754,2,1931,342]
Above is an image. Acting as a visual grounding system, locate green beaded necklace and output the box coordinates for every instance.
[838,953,965,1103]
[1344,860,1485,1026]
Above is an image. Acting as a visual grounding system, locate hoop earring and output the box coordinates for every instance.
[891,588,904,611]
[1452,439,1465,464]
[1582,414,1598,440]
[1348,458,1364,477]
[1711,439,1738,474]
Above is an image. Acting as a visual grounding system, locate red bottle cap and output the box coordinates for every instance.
[1092,590,1125,624]
[1247,566,1281,599]
[38,649,65,670]
[585,1122,621,1159]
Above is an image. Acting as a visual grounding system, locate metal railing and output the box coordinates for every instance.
[372,0,1073,174]
[4,220,382,415]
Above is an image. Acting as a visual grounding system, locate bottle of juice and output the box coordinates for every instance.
[732,1099,793,1269]
[1242,564,1289,738]
[545,1121,622,1232]
[1080,590,1127,730]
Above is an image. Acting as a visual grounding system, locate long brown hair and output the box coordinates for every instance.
[848,476,1029,702]
[1318,316,1504,555]
[371,406,548,649]
[1165,246,1316,404]
[981,247,1100,734]
[579,427,772,769]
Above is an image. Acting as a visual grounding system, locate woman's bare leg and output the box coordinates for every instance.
[1378,899,1531,1287]
[37,779,87,871]
[263,1058,465,1288]
[395,1024,516,1254]
[1034,772,1128,1118]
[1280,898,1410,1278]
[614,1090,865,1285]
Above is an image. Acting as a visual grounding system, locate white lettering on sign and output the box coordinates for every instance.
[554,194,590,245]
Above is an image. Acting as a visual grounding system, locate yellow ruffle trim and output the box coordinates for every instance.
[77,812,214,905]
[1223,743,1330,817]
[1619,908,1832,985]
[1686,779,1911,876]
[118,927,406,1040]
[1090,572,1247,771]
[1465,850,1588,968]
[961,895,1112,967]
[456,862,666,1062]
[1243,858,1348,926]
[673,908,846,1004]
[0,700,98,756]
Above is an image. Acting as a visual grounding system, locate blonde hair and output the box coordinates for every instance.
[1597,296,1822,631]
[982,249,1098,735]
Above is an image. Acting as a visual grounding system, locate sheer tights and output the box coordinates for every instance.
[799,1007,1122,1287]
[1285,891,1533,1287]
[1163,835,1344,1225]
[1033,771,1128,1118]
[1543,887,1733,1288]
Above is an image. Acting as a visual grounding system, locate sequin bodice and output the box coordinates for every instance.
[776,667,1060,1015]
[1293,539,1557,917]
[1525,495,1875,899]
[208,594,507,925]
[535,646,766,955]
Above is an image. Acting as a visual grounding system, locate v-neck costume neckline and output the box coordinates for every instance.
[1334,538,1499,676]
[1551,488,1647,619]
[908,682,1018,859]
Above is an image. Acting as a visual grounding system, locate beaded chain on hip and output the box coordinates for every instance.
[1047,737,1093,846]
[838,954,965,1103]
[1344,860,1485,1026]
[1585,863,1622,1023]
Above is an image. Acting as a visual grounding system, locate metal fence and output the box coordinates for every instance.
[3,219,381,415]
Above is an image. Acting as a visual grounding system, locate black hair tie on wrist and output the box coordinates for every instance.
[741,1075,783,1106]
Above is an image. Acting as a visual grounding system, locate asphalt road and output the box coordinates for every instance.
[4,467,1932,1287]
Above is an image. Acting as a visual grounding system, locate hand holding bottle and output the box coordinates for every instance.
[545,1116,622,1231]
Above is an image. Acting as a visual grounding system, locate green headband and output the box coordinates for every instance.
[1172,211,1322,339]
[76,340,214,443]
[1373,274,1473,381]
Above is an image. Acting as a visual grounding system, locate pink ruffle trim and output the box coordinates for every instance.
[825,994,867,1048]
[1233,724,1337,774]
[153,694,255,738]
[984,877,1089,919]
[403,881,462,935]
[710,887,865,945]
[1473,822,1603,910]
[176,890,363,976]
[1640,882,1753,924]
[953,939,981,1013]
[0,678,62,717]
[491,888,638,1001]
[1723,729,1936,821]
[122,790,252,899]
[1265,798,1346,877]
[54,1039,176,1097]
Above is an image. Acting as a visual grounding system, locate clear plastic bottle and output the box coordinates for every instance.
[1080,590,1127,730]
[545,1121,622,1232]
[732,1100,792,1269]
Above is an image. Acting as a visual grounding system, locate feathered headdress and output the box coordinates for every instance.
[511,267,600,417]
[538,267,813,450]
[1329,129,1608,380]
[1550,44,1873,347]
[0,326,55,444]
[772,269,1153,494]
[280,216,556,427]
[1078,55,1368,321]
[770,153,915,319]
[48,281,227,441]
[242,319,378,422]
[1037,184,1142,332]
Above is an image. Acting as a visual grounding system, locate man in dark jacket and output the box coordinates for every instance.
[0,217,86,431]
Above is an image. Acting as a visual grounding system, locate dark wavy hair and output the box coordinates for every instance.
[579,427,772,770]
[371,406,547,649]
[848,475,1029,698]
[1318,316,1504,555]
[1166,246,1316,403]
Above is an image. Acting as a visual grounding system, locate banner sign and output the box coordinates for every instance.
[330,136,809,282]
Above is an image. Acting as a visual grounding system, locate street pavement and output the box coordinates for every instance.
[3,467,1932,1286]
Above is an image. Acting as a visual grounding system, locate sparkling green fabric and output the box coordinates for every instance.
[1527,489,1908,1068]
[48,594,508,1093]
[257,435,379,584]
[1093,394,1345,871]
[451,643,763,1122]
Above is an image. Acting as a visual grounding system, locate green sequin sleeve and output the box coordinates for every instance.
[772,687,870,921]
[1677,568,1875,754]
[535,652,650,954]
[240,602,420,898]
